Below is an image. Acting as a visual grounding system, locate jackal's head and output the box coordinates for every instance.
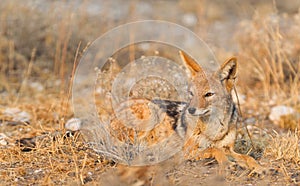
[179,51,238,141]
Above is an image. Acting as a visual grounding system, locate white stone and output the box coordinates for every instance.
[182,13,198,27]
[0,133,8,146]
[15,111,31,123]
[3,108,21,115]
[65,118,82,131]
[3,108,31,123]
[29,82,44,92]
[269,105,295,123]
[34,169,43,174]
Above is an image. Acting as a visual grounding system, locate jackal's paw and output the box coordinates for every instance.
[248,163,266,176]
[229,152,266,175]
[187,147,234,169]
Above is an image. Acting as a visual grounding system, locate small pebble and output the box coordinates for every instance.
[29,82,44,92]
[65,118,82,131]
[34,169,43,174]
[0,133,8,146]
[182,13,198,27]
[269,105,295,124]
[3,108,31,123]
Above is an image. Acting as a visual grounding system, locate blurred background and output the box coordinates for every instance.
[0,0,299,101]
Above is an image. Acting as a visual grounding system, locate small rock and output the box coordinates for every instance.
[245,117,256,124]
[246,125,253,131]
[34,169,43,174]
[29,81,44,92]
[182,13,198,27]
[269,105,295,124]
[95,87,105,94]
[17,137,36,152]
[4,108,20,115]
[0,133,8,146]
[3,108,31,123]
[0,140,7,146]
[65,118,82,131]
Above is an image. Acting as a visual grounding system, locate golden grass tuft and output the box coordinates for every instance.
[236,11,300,104]
[266,130,300,164]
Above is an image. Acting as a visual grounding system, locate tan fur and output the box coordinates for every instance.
[180,51,262,173]
[109,99,176,146]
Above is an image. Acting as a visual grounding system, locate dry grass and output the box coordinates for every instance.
[0,130,113,185]
[236,8,300,132]
[266,130,300,164]
[0,0,300,185]
[237,11,300,104]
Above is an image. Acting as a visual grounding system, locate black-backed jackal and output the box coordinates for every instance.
[104,51,263,185]
[179,51,262,173]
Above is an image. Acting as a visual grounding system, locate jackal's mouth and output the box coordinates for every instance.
[187,107,210,117]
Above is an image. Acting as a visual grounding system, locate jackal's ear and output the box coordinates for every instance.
[179,51,203,77]
[218,57,237,92]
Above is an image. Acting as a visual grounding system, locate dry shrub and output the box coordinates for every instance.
[278,114,300,131]
[0,130,111,185]
[236,12,300,103]
[265,130,300,165]
[0,0,111,93]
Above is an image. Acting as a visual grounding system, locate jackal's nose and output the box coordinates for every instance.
[188,107,196,114]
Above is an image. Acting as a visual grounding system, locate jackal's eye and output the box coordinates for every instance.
[204,92,215,97]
